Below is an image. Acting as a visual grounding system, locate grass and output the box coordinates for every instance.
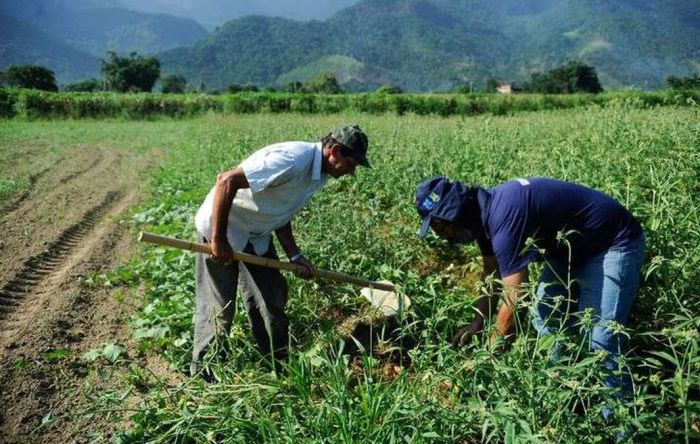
[6,102,698,442]
[0,119,201,213]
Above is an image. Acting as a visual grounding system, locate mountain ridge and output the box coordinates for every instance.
[161,0,699,90]
[0,0,207,82]
[1,0,697,89]
[0,13,99,83]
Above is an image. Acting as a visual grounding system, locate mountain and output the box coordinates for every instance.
[494,0,700,88]
[36,7,208,57]
[116,0,361,28]
[160,0,699,91]
[0,14,99,83]
[0,0,207,64]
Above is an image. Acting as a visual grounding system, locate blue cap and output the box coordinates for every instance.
[415,176,469,237]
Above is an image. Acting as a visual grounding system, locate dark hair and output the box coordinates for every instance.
[457,187,484,232]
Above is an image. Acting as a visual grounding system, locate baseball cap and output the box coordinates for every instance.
[415,176,468,237]
[329,124,370,168]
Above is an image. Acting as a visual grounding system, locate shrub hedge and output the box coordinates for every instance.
[0,88,697,120]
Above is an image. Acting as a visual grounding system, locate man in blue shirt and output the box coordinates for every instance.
[415,176,645,395]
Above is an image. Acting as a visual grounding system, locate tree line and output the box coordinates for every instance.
[1,54,697,94]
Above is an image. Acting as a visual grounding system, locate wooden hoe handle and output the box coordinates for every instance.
[138,231,396,292]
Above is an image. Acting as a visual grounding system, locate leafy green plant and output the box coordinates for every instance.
[62,106,700,441]
[43,348,73,362]
[82,344,126,364]
[2,89,698,120]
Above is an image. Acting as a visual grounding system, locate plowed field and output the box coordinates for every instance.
[0,122,180,442]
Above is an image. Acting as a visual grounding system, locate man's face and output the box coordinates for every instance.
[430,218,475,244]
[326,144,358,178]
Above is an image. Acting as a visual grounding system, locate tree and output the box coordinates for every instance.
[227,83,259,93]
[4,65,58,92]
[160,74,187,94]
[284,81,303,93]
[227,83,243,93]
[526,61,603,94]
[667,74,700,90]
[453,81,476,94]
[101,51,160,93]
[570,62,603,93]
[375,84,402,94]
[485,78,500,93]
[544,65,571,93]
[303,73,341,94]
[64,79,102,92]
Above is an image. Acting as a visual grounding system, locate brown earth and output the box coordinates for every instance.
[0,144,178,442]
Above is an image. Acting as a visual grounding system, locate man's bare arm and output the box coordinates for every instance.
[476,255,500,317]
[274,221,301,259]
[493,267,529,338]
[210,167,249,262]
[451,255,500,347]
[274,221,314,279]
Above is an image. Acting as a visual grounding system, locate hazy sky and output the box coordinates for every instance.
[116,0,361,27]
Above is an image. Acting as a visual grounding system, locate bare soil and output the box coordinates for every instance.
[0,144,175,442]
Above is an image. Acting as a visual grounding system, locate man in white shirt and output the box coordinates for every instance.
[192,125,370,378]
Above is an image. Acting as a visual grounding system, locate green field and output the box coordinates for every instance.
[5,102,698,442]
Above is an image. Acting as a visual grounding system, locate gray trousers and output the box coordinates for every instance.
[191,239,289,375]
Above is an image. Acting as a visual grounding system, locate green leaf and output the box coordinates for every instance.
[13,359,29,370]
[43,348,72,362]
[102,344,126,363]
[647,351,679,367]
[504,421,517,444]
[81,348,103,362]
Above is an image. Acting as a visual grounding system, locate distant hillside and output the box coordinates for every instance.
[0,14,99,83]
[160,0,699,91]
[39,7,208,57]
[116,0,361,28]
[160,16,328,88]
[0,0,207,58]
[494,0,700,88]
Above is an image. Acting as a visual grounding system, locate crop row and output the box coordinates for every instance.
[107,107,699,442]
[0,88,698,119]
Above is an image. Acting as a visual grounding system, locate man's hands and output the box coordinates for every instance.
[451,318,484,347]
[451,319,510,352]
[291,254,315,279]
[209,227,316,281]
[275,222,315,279]
[210,237,234,263]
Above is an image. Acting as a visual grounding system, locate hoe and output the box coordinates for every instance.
[138,231,411,316]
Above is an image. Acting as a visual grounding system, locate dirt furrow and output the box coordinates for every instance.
[0,165,55,216]
[57,153,103,185]
[0,141,165,442]
[0,147,120,287]
[0,192,119,325]
[0,189,143,441]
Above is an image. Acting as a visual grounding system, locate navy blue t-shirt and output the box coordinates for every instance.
[477,178,642,277]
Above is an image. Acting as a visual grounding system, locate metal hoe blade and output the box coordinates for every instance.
[360,281,411,316]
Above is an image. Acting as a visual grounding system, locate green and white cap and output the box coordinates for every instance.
[329,124,370,168]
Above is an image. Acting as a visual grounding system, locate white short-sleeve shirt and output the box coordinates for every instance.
[194,141,327,255]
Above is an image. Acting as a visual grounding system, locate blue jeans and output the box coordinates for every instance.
[531,234,646,393]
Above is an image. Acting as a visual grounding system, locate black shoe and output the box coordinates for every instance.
[201,367,217,384]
